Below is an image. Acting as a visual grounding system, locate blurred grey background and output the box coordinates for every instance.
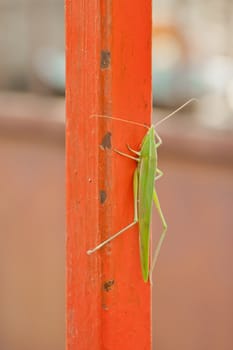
[0,0,232,350]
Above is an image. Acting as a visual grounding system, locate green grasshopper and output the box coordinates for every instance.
[87,99,196,282]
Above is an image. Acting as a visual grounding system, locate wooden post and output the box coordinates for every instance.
[66,1,152,349]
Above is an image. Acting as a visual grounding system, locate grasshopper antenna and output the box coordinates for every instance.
[90,114,149,130]
[154,98,198,127]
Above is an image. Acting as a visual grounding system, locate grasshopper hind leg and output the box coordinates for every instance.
[87,169,139,255]
[87,220,138,254]
[150,188,168,283]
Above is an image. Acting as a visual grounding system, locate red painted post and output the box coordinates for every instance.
[66,1,152,349]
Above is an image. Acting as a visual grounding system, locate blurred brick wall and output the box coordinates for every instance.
[0,96,65,350]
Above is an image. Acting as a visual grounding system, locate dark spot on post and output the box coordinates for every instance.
[99,190,107,204]
[102,303,109,311]
[103,279,115,292]
[101,50,111,69]
[100,132,111,150]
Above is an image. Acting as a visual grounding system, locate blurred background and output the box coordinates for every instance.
[0,0,232,349]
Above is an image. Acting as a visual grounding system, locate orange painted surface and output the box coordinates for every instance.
[66,1,152,349]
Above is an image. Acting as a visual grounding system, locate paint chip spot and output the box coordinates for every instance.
[103,280,115,292]
[101,50,111,69]
[102,303,109,310]
[100,132,112,150]
[99,190,107,204]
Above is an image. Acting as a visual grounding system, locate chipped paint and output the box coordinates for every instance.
[99,190,107,204]
[103,279,115,292]
[101,50,111,69]
[100,132,112,150]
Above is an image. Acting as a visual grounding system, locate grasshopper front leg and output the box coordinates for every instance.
[155,168,163,181]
